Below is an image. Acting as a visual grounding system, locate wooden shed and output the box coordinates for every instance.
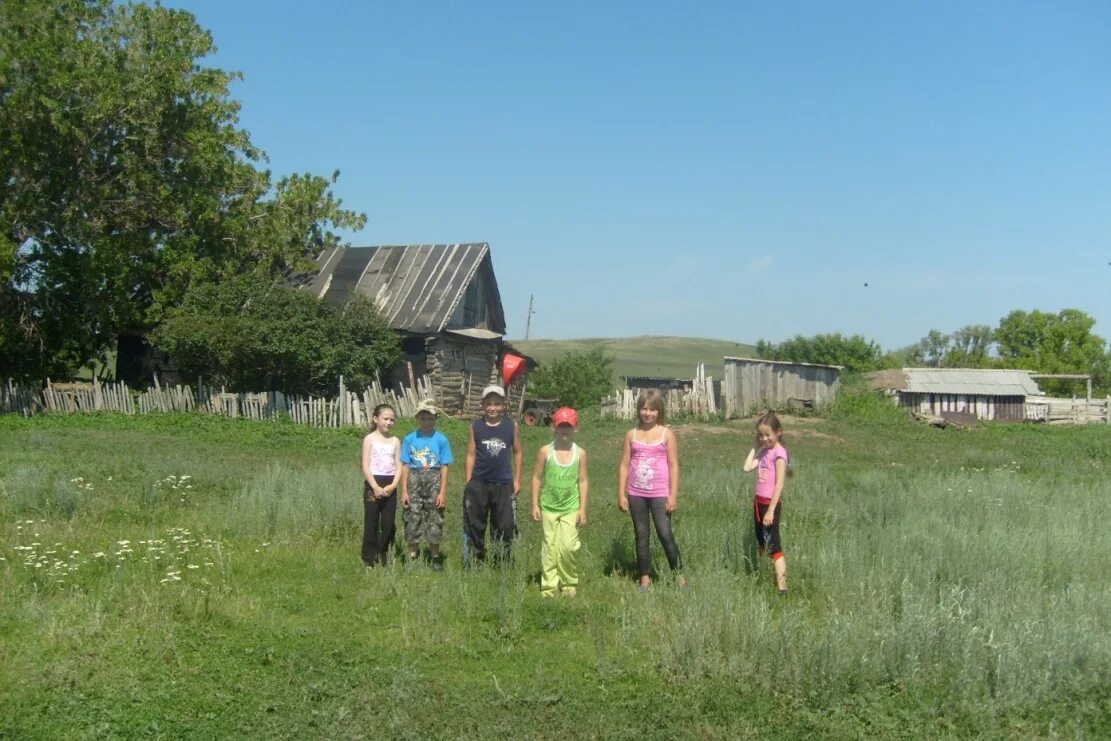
[867,368,1042,422]
[723,357,842,418]
[303,243,533,418]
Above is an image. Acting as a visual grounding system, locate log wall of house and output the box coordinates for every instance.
[425,336,524,419]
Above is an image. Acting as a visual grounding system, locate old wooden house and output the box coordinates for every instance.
[867,368,1042,422]
[304,243,532,418]
[723,356,842,418]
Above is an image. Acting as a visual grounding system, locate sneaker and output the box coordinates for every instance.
[561,587,577,598]
[431,558,444,572]
[637,583,650,592]
[540,591,556,598]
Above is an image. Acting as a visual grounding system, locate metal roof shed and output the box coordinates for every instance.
[867,368,1043,421]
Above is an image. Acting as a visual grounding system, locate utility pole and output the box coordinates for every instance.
[524,294,535,341]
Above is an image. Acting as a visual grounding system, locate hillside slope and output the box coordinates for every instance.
[510,336,757,381]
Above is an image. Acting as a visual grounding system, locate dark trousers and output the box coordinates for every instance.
[463,479,515,562]
[628,494,682,577]
[362,477,397,566]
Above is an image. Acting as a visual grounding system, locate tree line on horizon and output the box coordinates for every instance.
[755,308,1111,395]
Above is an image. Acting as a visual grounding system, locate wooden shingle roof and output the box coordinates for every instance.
[304,243,506,335]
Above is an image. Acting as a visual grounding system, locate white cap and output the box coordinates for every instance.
[415,400,439,416]
[482,384,506,399]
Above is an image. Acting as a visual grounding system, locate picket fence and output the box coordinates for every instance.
[1,375,435,428]
[601,364,718,420]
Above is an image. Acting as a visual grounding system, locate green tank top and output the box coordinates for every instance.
[540,444,580,514]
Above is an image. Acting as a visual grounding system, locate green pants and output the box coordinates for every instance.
[541,510,580,595]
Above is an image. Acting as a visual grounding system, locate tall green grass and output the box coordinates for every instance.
[1,411,1109,737]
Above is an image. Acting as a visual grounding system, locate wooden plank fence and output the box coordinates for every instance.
[601,364,718,420]
[1024,396,1110,425]
[2,375,436,428]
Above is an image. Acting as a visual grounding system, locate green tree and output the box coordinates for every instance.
[526,348,615,409]
[756,333,884,372]
[0,0,365,379]
[152,276,399,395]
[906,329,950,367]
[995,309,1110,394]
[907,325,994,368]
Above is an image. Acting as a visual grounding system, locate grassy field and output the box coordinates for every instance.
[511,336,757,381]
[2,403,1109,738]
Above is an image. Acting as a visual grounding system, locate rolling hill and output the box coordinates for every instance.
[509,336,757,381]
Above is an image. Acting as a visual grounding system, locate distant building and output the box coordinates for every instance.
[622,375,723,410]
[723,357,842,418]
[867,368,1042,422]
[304,243,533,418]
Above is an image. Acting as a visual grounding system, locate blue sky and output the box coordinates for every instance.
[168,1,1111,349]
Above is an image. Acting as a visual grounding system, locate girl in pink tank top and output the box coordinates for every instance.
[617,390,686,591]
[360,404,401,567]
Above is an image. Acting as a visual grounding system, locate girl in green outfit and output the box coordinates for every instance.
[530,407,590,597]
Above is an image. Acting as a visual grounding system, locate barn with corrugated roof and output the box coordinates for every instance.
[304,243,532,418]
[867,368,1042,422]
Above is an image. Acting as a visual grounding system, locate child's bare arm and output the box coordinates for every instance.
[577,448,589,526]
[665,428,680,512]
[530,445,547,521]
[464,426,476,483]
[436,466,448,509]
[763,457,788,526]
[616,431,631,511]
[388,440,402,492]
[512,424,523,494]
[400,466,410,507]
[743,447,759,473]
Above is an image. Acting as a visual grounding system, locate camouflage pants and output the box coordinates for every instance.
[403,468,445,545]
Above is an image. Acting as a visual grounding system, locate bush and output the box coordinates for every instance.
[526,348,615,409]
[828,375,915,427]
[152,277,399,395]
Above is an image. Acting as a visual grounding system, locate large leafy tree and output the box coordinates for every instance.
[995,309,1110,394]
[1,0,365,379]
[153,276,399,395]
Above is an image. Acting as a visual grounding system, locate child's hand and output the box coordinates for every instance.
[401,492,410,508]
[577,509,587,527]
[531,504,541,522]
[665,495,678,513]
[762,510,775,527]
[435,493,445,509]
[617,495,629,513]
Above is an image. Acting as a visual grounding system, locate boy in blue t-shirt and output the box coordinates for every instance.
[400,400,454,569]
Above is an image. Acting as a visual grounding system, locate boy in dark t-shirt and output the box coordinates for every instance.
[463,384,522,564]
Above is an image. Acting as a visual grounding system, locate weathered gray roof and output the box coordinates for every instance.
[304,243,506,334]
[725,356,844,370]
[869,368,1042,396]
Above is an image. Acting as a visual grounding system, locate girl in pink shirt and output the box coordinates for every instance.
[360,404,401,567]
[617,390,686,591]
[742,412,790,593]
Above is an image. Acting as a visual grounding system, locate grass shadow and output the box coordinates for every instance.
[603,534,637,580]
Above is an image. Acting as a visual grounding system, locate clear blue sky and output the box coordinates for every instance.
[167,0,1111,349]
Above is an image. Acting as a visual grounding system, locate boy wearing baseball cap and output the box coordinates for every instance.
[400,400,453,569]
[463,385,522,564]
[530,407,589,597]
